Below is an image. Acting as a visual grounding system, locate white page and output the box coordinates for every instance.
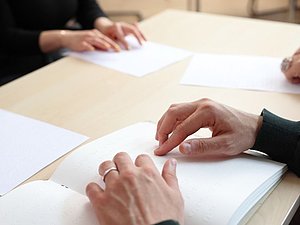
[51,122,286,225]
[0,180,98,225]
[180,53,300,94]
[0,109,88,196]
[67,36,192,77]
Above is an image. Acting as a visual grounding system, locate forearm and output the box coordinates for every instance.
[252,109,300,176]
[39,30,66,53]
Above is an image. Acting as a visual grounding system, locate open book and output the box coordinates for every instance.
[0,122,287,225]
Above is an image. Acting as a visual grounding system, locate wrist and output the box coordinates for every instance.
[59,30,69,49]
[94,17,114,33]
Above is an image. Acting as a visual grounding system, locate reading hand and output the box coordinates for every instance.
[154,98,262,157]
[86,152,184,225]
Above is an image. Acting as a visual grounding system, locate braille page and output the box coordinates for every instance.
[0,180,98,225]
[180,53,300,94]
[0,109,88,196]
[67,36,192,77]
[50,122,286,225]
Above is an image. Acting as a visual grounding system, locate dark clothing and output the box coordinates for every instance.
[253,109,300,176]
[154,220,180,225]
[0,0,106,85]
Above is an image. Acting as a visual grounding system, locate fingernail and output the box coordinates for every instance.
[169,158,177,172]
[181,143,192,155]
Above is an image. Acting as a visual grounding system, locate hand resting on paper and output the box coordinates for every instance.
[86,152,184,225]
[281,48,300,84]
[155,98,300,177]
[154,98,262,157]
[95,18,146,51]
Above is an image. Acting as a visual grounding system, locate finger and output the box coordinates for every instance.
[93,29,120,52]
[162,158,179,190]
[156,103,198,147]
[123,24,144,45]
[133,22,147,42]
[82,41,95,51]
[99,35,121,52]
[114,23,129,50]
[113,152,134,172]
[179,136,236,156]
[99,160,119,185]
[155,107,201,156]
[291,76,300,84]
[86,182,104,205]
[155,110,168,141]
[88,38,111,51]
[135,154,157,170]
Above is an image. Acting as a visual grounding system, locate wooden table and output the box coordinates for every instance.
[0,9,299,225]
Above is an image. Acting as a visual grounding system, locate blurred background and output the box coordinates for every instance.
[98,0,300,24]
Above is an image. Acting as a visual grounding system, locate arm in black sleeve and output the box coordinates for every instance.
[154,220,180,225]
[0,0,41,55]
[76,0,107,29]
[252,109,300,176]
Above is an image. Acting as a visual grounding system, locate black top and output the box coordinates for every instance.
[0,0,106,84]
[154,220,180,225]
[253,109,300,176]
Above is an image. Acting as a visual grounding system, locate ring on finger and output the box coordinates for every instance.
[102,167,118,182]
[281,57,292,72]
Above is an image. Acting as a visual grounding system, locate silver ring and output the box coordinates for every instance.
[281,57,292,72]
[102,167,118,182]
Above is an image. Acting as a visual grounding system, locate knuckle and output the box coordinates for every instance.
[142,166,156,177]
[114,152,127,160]
[136,154,150,162]
[173,124,188,139]
[122,170,137,184]
[166,106,178,117]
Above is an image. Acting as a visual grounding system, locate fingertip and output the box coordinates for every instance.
[86,182,100,197]
[162,158,179,189]
[154,147,165,156]
[179,142,192,155]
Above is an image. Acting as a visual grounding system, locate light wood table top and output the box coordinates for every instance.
[0,9,299,225]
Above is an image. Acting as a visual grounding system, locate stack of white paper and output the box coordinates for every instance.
[0,109,89,196]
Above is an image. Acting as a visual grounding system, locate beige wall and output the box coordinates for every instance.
[98,0,292,20]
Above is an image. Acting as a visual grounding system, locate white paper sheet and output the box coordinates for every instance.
[0,181,98,225]
[67,36,192,77]
[0,109,89,196]
[180,53,300,94]
[50,122,286,225]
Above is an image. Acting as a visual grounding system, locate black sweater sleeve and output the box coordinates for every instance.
[154,220,180,225]
[76,0,107,29]
[252,109,300,176]
[0,0,41,55]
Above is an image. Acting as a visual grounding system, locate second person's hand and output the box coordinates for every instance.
[95,17,146,50]
[155,98,262,157]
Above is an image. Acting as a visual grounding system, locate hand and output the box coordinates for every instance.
[155,98,262,157]
[86,152,184,225]
[281,49,300,84]
[60,29,120,52]
[95,18,146,50]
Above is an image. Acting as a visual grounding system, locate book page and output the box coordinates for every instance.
[66,36,192,77]
[180,53,300,94]
[50,122,286,225]
[0,180,98,225]
[0,109,89,196]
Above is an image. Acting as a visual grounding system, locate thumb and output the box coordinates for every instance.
[179,137,222,156]
[162,158,179,190]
